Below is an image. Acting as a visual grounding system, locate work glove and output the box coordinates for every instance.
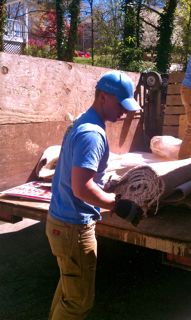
[113,194,143,226]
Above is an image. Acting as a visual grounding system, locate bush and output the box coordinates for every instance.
[24,44,56,59]
[74,57,92,65]
[126,60,157,72]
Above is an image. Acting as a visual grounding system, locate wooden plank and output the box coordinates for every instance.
[1,197,191,257]
[168,72,184,84]
[0,201,46,222]
[166,95,182,106]
[106,113,144,154]
[167,83,181,95]
[0,115,144,191]
[96,222,191,257]
[164,106,185,115]
[0,121,66,191]
[0,52,141,125]
[100,206,191,245]
[162,125,179,137]
[163,115,180,126]
[0,197,48,221]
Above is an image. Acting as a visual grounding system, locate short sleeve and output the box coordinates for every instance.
[72,131,106,172]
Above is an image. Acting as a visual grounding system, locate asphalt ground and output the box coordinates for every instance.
[0,219,191,320]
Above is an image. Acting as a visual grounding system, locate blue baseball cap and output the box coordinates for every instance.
[96,70,141,111]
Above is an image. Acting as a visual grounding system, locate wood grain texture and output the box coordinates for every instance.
[167,83,181,95]
[0,53,140,124]
[162,125,179,137]
[163,115,180,126]
[0,121,66,191]
[163,71,185,138]
[1,197,191,255]
[0,53,142,190]
[165,106,185,115]
[168,72,184,84]
[166,95,182,106]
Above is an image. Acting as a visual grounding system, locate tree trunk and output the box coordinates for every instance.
[56,0,65,60]
[64,0,80,62]
[0,0,6,52]
[136,0,143,48]
[156,0,178,73]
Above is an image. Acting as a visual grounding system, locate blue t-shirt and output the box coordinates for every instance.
[49,107,109,224]
[182,56,191,88]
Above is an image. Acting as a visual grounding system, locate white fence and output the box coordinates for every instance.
[4,19,25,43]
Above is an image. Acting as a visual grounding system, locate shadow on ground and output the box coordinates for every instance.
[1,221,191,320]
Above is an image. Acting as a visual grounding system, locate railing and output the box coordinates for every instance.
[4,19,25,43]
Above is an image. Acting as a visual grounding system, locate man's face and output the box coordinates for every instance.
[102,92,128,122]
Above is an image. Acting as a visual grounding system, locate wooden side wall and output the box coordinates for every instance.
[0,53,142,191]
[162,72,185,138]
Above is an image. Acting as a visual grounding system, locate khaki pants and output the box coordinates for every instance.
[46,214,97,320]
[178,85,191,159]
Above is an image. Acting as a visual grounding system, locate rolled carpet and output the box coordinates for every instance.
[113,165,165,216]
[109,158,191,216]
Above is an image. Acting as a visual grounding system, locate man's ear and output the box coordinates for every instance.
[100,91,107,104]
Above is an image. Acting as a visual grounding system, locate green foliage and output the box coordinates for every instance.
[126,60,157,72]
[156,0,178,73]
[56,0,66,60]
[95,54,120,68]
[121,1,137,48]
[74,53,156,73]
[94,40,121,68]
[175,0,191,67]
[74,56,92,65]
[0,0,6,52]
[64,0,81,62]
[24,44,56,59]
[119,0,144,72]
[5,0,185,72]
[119,46,143,71]
[93,2,122,69]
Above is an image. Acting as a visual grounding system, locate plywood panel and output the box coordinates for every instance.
[0,121,66,191]
[0,53,140,124]
[106,113,144,154]
[0,115,143,191]
[0,53,143,190]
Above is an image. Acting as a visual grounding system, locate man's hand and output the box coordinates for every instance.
[113,195,143,226]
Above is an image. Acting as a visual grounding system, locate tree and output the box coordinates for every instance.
[92,0,122,68]
[54,0,81,61]
[0,0,6,52]
[64,0,81,61]
[156,0,178,73]
[175,0,191,67]
[139,2,160,58]
[56,0,65,60]
[22,0,80,61]
[119,0,144,71]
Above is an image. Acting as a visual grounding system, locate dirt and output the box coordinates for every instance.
[1,219,191,320]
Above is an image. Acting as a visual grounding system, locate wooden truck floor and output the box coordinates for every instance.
[0,195,191,260]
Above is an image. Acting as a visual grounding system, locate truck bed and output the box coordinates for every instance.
[0,195,191,259]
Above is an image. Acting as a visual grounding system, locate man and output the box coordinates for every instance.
[178,56,191,159]
[46,70,143,320]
